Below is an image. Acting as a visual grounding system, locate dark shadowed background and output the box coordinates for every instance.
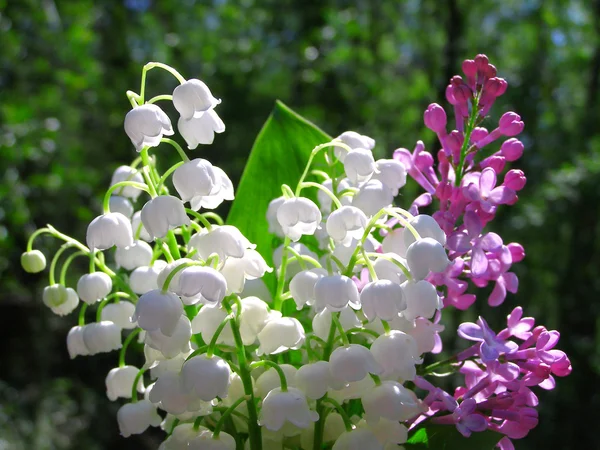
[0,0,597,448]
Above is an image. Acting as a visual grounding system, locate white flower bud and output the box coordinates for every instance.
[21,250,46,273]
[343,148,377,184]
[238,296,280,345]
[177,266,227,306]
[181,355,231,401]
[372,159,407,196]
[403,214,446,248]
[192,305,234,345]
[77,272,112,304]
[295,361,333,400]
[409,317,445,354]
[66,325,89,358]
[124,104,174,151]
[314,275,360,312]
[334,131,375,162]
[173,79,221,120]
[257,317,305,355]
[117,399,162,437]
[406,237,450,280]
[329,344,382,383]
[259,387,319,431]
[362,380,422,423]
[220,249,272,294]
[255,364,297,398]
[141,195,190,239]
[402,279,442,321]
[106,365,145,401]
[372,254,408,285]
[145,315,192,358]
[360,280,406,322]
[352,179,393,216]
[115,240,153,270]
[290,268,327,310]
[173,158,217,204]
[178,110,225,149]
[364,418,408,446]
[149,372,194,415]
[382,228,407,257]
[133,289,183,336]
[101,301,137,329]
[82,321,122,355]
[326,206,368,245]
[370,331,422,381]
[160,423,202,450]
[189,225,253,262]
[87,212,134,250]
[276,197,322,242]
[189,430,235,450]
[132,211,152,242]
[190,166,233,210]
[332,428,383,450]
[43,284,79,316]
[130,260,168,294]
[109,195,134,218]
[110,166,145,200]
[266,196,286,237]
[312,307,361,341]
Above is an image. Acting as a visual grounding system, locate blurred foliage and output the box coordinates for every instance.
[0,0,598,448]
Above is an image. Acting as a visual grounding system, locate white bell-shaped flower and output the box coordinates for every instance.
[408,317,445,354]
[372,159,407,196]
[110,165,145,200]
[256,364,297,398]
[352,179,394,216]
[364,418,408,446]
[328,376,375,403]
[43,284,79,316]
[360,280,406,322]
[332,428,383,450]
[220,249,272,294]
[130,260,168,294]
[21,250,46,273]
[157,258,193,292]
[149,372,195,415]
[314,274,361,312]
[190,166,233,210]
[317,178,352,214]
[334,131,375,162]
[382,228,408,258]
[117,399,162,437]
[173,158,217,204]
[178,110,225,149]
[191,305,234,345]
[259,387,319,431]
[66,325,89,358]
[312,307,361,341]
[76,272,112,305]
[131,211,152,242]
[289,268,327,310]
[329,344,382,383]
[181,355,231,401]
[276,197,322,242]
[189,430,235,450]
[326,206,368,245]
[343,148,377,184]
[115,240,153,270]
[87,212,133,250]
[189,225,253,262]
[101,301,137,329]
[141,195,190,239]
[256,317,305,355]
[177,266,227,306]
[173,79,221,120]
[124,104,174,151]
[406,237,450,280]
[370,331,422,381]
[145,315,192,358]
[106,365,145,401]
[266,196,286,237]
[110,195,134,218]
[373,254,408,285]
[238,296,281,345]
[133,289,183,336]
[404,214,446,248]
[147,350,188,379]
[82,321,122,355]
[295,361,333,400]
[402,279,442,321]
[362,380,422,423]
[160,423,202,450]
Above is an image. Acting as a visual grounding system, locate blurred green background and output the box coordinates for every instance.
[1,0,597,448]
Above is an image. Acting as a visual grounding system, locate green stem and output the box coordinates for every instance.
[212,395,250,437]
[161,138,190,162]
[185,345,209,361]
[166,230,182,260]
[147,94,173,104]
[321,398,353,431]
[119,328,142,367]
[161,261,203,292]
[131,368,146,402]
[361,248,377,281]
[273,237,291,311]
[27,227,52,252]
[344,327,380,340]
[78,303,88,326]
[49,243,73,285]
[140,63,186,103]
[455,94,481,185]
[96,292,131,322]
[59,250,87,285]
[207,317,232,358]
[300,181,343,209]
[313,319,338,450]
[249,361,288,391]
[140,148,158,197]
[103,181,149,213]
[419,355,459,375]
[201,212,225,226]
[186,208,213,231]
[157,161,185,190]
[331,313,349,346]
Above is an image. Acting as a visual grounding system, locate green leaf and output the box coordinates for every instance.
[226,100,331,294]
[405,424,502,450]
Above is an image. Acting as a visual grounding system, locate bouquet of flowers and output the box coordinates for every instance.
[21,55,571,450]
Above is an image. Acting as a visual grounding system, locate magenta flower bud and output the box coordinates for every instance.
[507,243,525,263]
[450,76,471,104]
[504,169,526,191]
[414,150,435,171]
[446,130,463,163]
[445,84,457,104]
[480,155,506,173]
[435,181,453,202]
[499,112,524,136]
[485,64,497,78]
[470,127,489,143]
[462,59,477,78]
[424,103,447,133]
[483,78,504,98]
[475,54,489,72]
[500,138,524,161]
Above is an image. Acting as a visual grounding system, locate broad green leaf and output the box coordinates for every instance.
[405,424,502,450]
[227,100,331,294]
